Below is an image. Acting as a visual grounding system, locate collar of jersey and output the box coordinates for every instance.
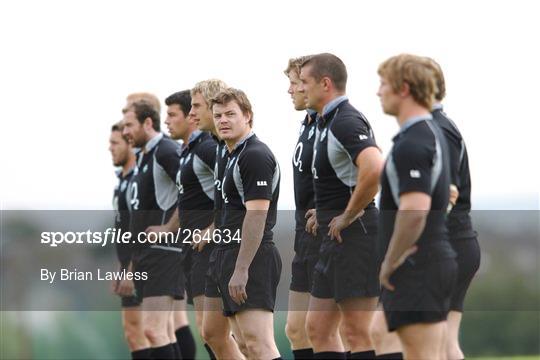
[117,164,135,179]
[395,114,433,140]
[230,131,255,153]
[183,130,204,150]
[304,109,318,125]
[431,103,443,111]
[322,95,348,117]
[144,132,163,153]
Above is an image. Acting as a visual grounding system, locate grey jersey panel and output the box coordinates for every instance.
[153,154,179,211]
[193,154,215,201]
[327,129,357,188]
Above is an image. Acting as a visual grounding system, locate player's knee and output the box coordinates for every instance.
[242,332,272,359]
[285,320,306,344]
[306,316,332,346]
[143,323,168,344]
[202,323,225,345]
[342,321,371,347]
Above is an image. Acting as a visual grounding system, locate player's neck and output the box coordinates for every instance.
[318,91,346,114]
[122,154,136,176]
[397,101,431,127]
[225,129,251,152]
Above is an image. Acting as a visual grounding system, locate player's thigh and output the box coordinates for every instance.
[397,321,445,351]
[287,290,311,325]
[306,296,341,333]
[142,296,174,327]
[338,296,378,326]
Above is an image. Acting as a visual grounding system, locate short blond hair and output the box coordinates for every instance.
[284,55,313,77]
[378,54,437,110]
[191,79,228,106]
[425,57,446,101]
[124,92,161,113]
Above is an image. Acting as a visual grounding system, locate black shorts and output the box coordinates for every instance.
[311,218,380,302]
[449,236,481,311]
[121,295,141,308]
[205,247,222,298]
[215,242,282,317]
[183,244,214,304]
[382,257,457,332]
[132,247,185,301]
[290,230,321,292]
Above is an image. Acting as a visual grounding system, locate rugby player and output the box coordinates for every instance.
[122,99,185,359]
[187,80,247,359]
[109,121,150,359]
[428,58,481,360]
[377,53,457,360]
[283,55,320,360]
[299,53,383,360]
[210,88,283,360]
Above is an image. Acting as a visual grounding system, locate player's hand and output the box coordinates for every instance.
[379,246,418,291]
[193,225,213,252]
[228,268,248,305]
[110,279,119,294]
[116,278,135,297]
[328,210,364,243]
[305,209,318,236]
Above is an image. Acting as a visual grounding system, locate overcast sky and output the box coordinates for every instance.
[1,0,538,210]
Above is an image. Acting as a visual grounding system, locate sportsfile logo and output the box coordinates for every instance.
[257,181,267,186]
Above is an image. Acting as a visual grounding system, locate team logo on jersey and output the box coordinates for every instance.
[120,180,127,192]
[359,134,368,140]
[257,181,268,186]
[409,169,421,178]
[143,164,148,173]
[320,128,327,141]
[308,127,315,140]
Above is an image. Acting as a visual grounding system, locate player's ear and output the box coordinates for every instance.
[321,76,332,91]
[143,116,153,130]
[399,82,410,98]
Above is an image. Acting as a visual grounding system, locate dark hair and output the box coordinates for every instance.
[111,121,123,132]
[129,100,160,131]
[301,53,347,92]
[165,90,192,117]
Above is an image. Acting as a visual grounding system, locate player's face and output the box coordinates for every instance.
[213,101,250,143]
[189,92,214,132]
[299,65,323,111]
[109,131,130,166]
[165,104,190,140]
[288,70,307,111]
[122,110,146,147]
[377,76,400,116]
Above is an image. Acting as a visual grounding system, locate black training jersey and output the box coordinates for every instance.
[113,166,135,265]
[219,133,280,247]
[213,136,229,229]
[176,131,216,231]
[432,105,475,240]
[129,133,181,249]
[379,116,455,261]
[292,112,317,229]
[312,99,378,224]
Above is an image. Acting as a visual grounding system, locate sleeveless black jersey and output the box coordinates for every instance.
[219,133,280,247]
[176,131,216,231]
[129,133,181,249]
[292,112,317,229]
[312,99,377,225]
[213,136,229,229]
[379,116,455,261]
[113,166,135,265]
[432,105,475,240]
